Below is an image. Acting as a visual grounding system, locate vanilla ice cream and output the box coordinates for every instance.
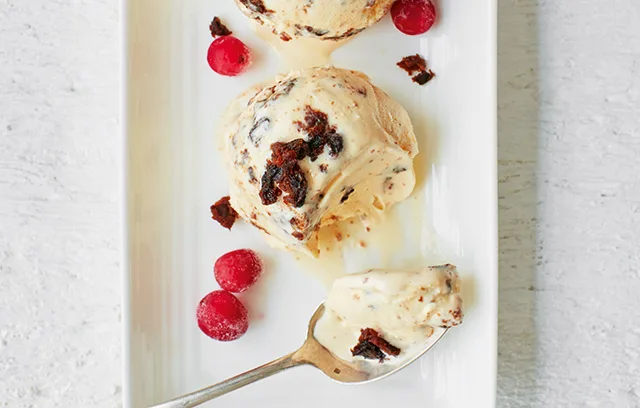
[235,0,394,41]
[314,265,463,363]
[220,66,418,256]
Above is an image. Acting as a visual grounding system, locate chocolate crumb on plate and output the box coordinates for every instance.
[210,196,239,230]
[209,17,232,37]
[413,69,436,85]
[397,54,436,86]
[397,54,427,74]
[351,328,401,363]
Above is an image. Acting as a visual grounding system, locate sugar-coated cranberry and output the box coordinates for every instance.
[391,0,437,36]
[207,36,252,76]
[197,290,249,341]
[214,249,263,293]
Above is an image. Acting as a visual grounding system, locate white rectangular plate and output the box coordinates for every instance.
[124,0,497,407]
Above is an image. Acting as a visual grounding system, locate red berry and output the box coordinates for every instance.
[391,0,437,36]
[214,249,263,293]
[197,290,249,341]
[207,36,252,76]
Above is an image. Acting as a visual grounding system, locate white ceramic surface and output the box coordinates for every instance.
[124,0,497,407]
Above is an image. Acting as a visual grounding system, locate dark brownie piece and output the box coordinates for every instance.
[351,328,401,363]
[209,17,232,37]
[210,196,239,230]
[259,105,344,208]
[397,54,436,86]
[413,69,436,85]
[397,54,427,75]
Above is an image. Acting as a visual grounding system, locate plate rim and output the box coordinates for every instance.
[121,0,499,405]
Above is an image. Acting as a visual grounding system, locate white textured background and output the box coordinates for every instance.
[0,0,638,407]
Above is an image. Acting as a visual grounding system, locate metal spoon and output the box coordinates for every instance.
[150,304,448,408]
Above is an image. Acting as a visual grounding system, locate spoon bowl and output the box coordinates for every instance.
[150,303,448,408]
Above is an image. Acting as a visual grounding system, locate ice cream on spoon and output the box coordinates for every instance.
[314,264,464,365]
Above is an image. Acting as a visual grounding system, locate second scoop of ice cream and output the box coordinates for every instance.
[221,66,418,256]
[235,0,395,41]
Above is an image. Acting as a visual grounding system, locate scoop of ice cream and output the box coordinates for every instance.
[220,66,418,256]
[235,0,394,41]
[314,265,463,363]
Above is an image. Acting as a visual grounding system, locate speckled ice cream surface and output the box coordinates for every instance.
[314,265,463,364]
[234,0,394,40]
[220,66,418,256]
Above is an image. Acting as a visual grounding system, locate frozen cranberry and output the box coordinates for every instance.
[391,0,437,36]
[197,290,249,341]
[214,249,263,293]
[207,36,252,76]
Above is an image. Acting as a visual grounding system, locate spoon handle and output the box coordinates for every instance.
[149,352,302,408]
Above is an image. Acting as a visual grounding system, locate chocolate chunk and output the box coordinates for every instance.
[277,78,297,97]
[271,139,310,164]
[307,135,327,161]
[340,187,355,204]
[397,54,427,75]
[392,166,407,174]
[259,145,308,208]
[253,79,297,110]
[259,163,283,205]
[210,196,239,230]
[351,328,401,363]
[258,106,345,208]
[296,106,344,161]
[412,69,436,86]
[325,132,344,158]
[323,27,365,41]
[319,163,328,173]
[209,17,232,37]
[277,162,307,208]
[352,341,386,361]
[295,24,330,37]
[305,26,329,37]
[397,54,436,86]
[240,0,273,14]
[249,117,270,146]
[301,107,330,141]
